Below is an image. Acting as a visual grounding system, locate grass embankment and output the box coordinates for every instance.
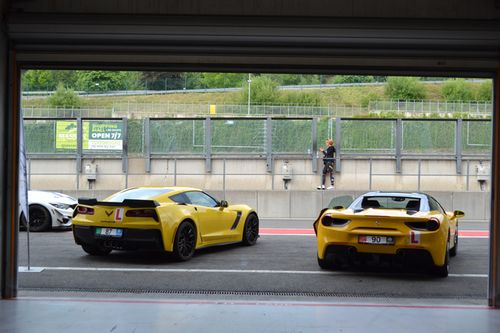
[22,83,449,109]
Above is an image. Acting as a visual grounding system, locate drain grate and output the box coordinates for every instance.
[19,287,483,300]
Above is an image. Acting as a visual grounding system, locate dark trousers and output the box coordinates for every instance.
[321,162,335,186]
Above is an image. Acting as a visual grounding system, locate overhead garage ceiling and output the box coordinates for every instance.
[3,1,500,75]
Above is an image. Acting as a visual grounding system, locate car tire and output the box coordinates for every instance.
[173,221,197,261]
[449,231,458,257]
[81,243,112,256]
[27,204,52,232]
[317,255,335,270]
[433,238,450,278]
[242,213,259,246]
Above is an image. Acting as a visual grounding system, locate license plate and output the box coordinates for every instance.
[95,227,123,237]
[359,235,395,245]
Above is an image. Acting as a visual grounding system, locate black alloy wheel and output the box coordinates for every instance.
[27,205,52,232]
[173,221,197,261]
[242,213,259,246]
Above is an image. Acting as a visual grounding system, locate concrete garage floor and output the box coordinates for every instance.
[4,219,497,332]
[1,292,500,333]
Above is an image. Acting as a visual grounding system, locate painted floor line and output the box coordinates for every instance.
[17,266,488,278]
[11,297,493,310]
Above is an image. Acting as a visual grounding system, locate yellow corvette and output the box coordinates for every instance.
[314,192,464,277]
[72,187,259,261]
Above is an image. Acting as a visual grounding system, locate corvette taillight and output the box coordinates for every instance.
[76,206,94,215]
[321,215,351,227]
[405,218,440,231]
[126,209,159,222]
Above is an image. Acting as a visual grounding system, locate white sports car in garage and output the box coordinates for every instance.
[20,191,77,231]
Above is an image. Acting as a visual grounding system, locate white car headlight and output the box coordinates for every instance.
[50,203,72,210]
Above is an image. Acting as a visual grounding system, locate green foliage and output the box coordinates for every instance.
[476,81,493,101]
[22,70,56,91]
[76,71,143,91]
[198,73,247,89]
[333,75,375,84]
[279,91,322,105]
[441,79,473,101]
[47,84,81,108]
[240,75,280,104]
[385,77,426,100]
[271,74,321,85]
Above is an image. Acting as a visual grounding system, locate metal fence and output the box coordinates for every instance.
[24,117,491,174]
[22,100,493,119]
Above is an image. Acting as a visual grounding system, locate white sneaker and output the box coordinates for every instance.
[327,186,334,190]
[316,185,325,190]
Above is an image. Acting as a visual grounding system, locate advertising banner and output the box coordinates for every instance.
[56,121,123,151]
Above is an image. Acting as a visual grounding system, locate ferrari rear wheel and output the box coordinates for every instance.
[173,221,197,261]
[449,231,458,257]
[27,204,52,232]
[242,213,259,246]
[81,243,112,256]
[317,256,332,269]
[433,237,450,278]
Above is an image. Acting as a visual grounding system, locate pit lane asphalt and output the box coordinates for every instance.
[17,219,489,300]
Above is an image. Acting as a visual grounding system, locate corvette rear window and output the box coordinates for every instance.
[107,188,172,202]
[361,197,420,210]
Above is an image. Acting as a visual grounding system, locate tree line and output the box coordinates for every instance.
[22,70,493,108]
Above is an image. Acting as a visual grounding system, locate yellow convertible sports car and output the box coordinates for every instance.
[314,192,464,277]
[72,187,259,261]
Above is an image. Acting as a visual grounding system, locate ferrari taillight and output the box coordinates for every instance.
[126,209,159,222]
[76,206,94,215]
[405,218,440,231]
[321,215,351,227]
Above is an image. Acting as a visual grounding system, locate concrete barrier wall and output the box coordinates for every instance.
[62,189,490,222]
[28,156,492,192]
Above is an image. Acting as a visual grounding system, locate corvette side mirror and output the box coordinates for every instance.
[219,200,229,209]
[453,210,465,218]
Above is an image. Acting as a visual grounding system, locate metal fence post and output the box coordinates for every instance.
[335,117,341,172]
[456,119,463,174]
[174,158,177,186]
[144,117,151,173]
[205,117,212,173]
[312,117,318,173]
[76,117,83,190]
[121,117,129,188]
[369,158,373,190]
[396,118,402,173]
[418,159,422,191]
[223,159,226,199]
[266,117,273,173]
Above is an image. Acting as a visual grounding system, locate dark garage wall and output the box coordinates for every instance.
[9,0,500,19]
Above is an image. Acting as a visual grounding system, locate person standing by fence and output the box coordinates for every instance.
[317,139,336,190]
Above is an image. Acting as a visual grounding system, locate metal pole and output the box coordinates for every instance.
[489,68,500,307]
[312,117,318,173]
[223,159,226,199]
[205,117,212,173]
[466,160,470,191]
[418,159,421,191]
[369,158,372,190]
[247,74,251,115]
[456,119,463,174]
[174,159,177,186]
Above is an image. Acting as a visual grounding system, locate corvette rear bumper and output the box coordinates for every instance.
[73,225,164,251]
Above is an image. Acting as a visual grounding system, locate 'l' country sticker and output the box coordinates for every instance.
[115,208,124,222]
[410,231,420,244]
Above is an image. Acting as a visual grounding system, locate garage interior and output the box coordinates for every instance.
[1,0,500,331]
